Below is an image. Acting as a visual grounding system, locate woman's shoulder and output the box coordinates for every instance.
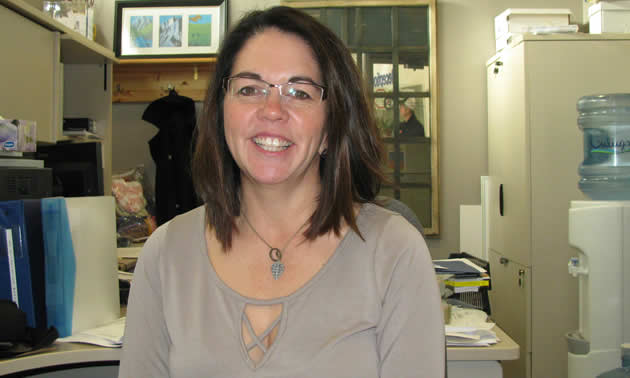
[139,205,206,261]
[358,202,423,240]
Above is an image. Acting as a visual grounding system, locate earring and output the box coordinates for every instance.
[320,148,328,157]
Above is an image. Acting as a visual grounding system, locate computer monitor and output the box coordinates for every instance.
[36,141,104,197]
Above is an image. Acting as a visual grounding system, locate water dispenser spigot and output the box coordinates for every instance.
[568,257,588,278]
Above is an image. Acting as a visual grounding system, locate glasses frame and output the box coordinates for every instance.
[222,76,328,104]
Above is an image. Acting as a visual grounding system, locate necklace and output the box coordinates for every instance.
[242,213,309,280]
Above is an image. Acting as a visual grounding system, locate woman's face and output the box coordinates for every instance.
[223,28,327,189]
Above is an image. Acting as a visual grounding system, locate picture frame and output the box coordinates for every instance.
[114,0,228,59]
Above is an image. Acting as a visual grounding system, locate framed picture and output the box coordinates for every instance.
[114,0,227,59]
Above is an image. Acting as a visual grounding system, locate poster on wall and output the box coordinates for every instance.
[114,0,227,59]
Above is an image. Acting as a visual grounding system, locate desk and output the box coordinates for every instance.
[1,326,518,377]
[447,325,520,378]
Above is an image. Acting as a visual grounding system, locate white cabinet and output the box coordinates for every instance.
[486,34,630,378]
[0,0,116,193]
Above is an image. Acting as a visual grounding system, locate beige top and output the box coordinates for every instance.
[119,203,445,377]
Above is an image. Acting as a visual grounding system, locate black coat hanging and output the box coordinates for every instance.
[142,89,200,225]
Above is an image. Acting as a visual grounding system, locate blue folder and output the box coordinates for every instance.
[0,201,36,328]
[23,199,47,329]
[41,198,76,337]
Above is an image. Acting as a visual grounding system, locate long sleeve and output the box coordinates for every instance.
[119,225,171,377]
[375,220,445,377]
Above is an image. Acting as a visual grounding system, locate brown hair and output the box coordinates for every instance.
[192,6,385,250]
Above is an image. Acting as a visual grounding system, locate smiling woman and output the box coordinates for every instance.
[119,6,445,378]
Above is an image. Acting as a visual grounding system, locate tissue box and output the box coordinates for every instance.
[0,119,37,152]
[589,1,630,33]
[495,8,571,51]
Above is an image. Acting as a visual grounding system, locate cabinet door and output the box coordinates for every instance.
[0,6,59,143]
[486,44,532,266]
[488,249,531,378]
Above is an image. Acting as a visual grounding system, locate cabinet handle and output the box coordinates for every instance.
[499,257,509,265]
[493,61,503,74]
[499,184,504,216]
[518,269,525,288]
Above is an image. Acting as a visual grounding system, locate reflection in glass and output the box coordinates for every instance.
[379,185,432,229]
[399,7,429,46]
[298,3,437,234]
[349,7,391,46]
[398,97,429,138]
[374,98,394,138]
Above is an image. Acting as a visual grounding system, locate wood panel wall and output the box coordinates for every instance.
[113,59,216,103]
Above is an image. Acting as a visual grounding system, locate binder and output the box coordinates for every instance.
[23,199,47,329]
[41,198,76,337]
[0,201,36,327]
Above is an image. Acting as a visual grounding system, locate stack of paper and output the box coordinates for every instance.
[57,317,126,348]
[445,326,498,347]
[434,258,490,293]
[445,306,498,346]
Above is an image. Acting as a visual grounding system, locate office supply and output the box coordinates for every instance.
[65,196,120,335]
[0,158,44,168]
[459,205,483,260]
[36,142,104,197]
[58,317,125,348]
[41,198,76,337]
[0,201,36,327]
[589,1,630,34]
[0,168,52,201]
[494,8,572,51]
[63,118,95,133]
[22,199,47,329]
[446,306,497,347]
[0,119,36,152]
[434,258,487,276]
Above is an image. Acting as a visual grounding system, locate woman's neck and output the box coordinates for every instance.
[239,178,320,232]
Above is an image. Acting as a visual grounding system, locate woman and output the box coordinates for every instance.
[119,6,445,377]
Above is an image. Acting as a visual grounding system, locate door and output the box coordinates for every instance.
[488,249,531,378]
[486,43,532,267]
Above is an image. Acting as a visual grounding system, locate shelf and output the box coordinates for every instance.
[1,0,117,64]
[117,57,216,65]
[113,60,216,103]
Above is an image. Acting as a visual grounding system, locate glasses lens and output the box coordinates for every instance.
[228,77,266,101]
[283,83,323,103]
[226,77,325,107]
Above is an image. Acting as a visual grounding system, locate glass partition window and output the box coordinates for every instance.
[293,1,439,234]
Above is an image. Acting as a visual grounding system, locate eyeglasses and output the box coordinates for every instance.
[223,76,327,108]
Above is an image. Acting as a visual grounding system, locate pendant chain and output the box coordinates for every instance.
[241,213,309,280]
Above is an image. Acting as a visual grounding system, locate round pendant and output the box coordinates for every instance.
[269,247,282,262]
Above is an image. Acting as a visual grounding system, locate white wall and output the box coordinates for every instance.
[107,0,584,258]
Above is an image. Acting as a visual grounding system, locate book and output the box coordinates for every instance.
[445,279,490,288]
[433,258,487,277]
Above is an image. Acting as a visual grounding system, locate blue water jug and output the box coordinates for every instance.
[578,93,630,200]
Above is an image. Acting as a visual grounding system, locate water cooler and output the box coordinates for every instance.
[567,201,630,377]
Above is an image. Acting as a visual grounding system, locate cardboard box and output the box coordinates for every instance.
[589,1,630,33]
[0,119,37,152]
[495,8,572,40]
